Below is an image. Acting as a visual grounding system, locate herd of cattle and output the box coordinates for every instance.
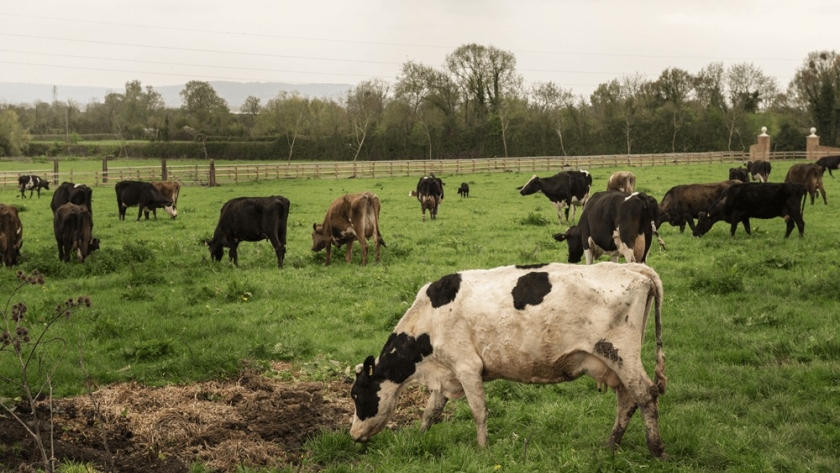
[3,156,839,458]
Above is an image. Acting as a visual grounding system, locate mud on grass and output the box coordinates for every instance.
[0,363,432,472]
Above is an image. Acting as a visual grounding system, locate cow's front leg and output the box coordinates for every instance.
[345,241,355,264]
[228,242,240,266]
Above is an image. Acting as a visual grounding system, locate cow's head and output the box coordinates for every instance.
[164,204,178,219]
[311,223,327,252]
[350,333,433,443]
[517,175,540,195]
[205,234,225,262]
[553,226,583,263]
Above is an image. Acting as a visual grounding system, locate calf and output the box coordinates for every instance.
[0,204,23,267]
[312,192,385,266]
[816,155,840,178]
[206,196,290,268]
[417,175,444,221]
[51,182,93,219]
[728,167,749,182]
[53,203,99,263]
[518,170,592,224]
[746,160,772,182]
[115,180,175,221]
[785,163,826,208]
[553,191,659,264]
[350,262,667,457]
[17,175,50,199]
[656,180,740,234]
[457,182,470,198]
[606,171,636,193]
[143,181,181,219]
[694,182,807,238]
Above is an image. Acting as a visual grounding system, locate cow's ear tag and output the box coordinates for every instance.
[368,366,374,377]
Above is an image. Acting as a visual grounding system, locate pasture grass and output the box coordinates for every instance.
[1,160,839,472]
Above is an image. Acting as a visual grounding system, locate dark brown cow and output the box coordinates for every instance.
[606,171,636,193]
[417,175,444,221]
[0,204,22,267]
[785,163,826,208]
[143,181,181,219]
[312,192,385,266]
[53,203,99,263]
[656,181,740,234]
[728,167,749,182]
[206,196,290,268]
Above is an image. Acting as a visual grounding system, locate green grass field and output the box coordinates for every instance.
[1,161,839,472]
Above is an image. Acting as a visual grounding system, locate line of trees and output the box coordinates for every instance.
[1,46,838,160]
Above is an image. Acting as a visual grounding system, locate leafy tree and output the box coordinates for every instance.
[530,81,575,155]
[255,92,311,161]
[346,79,388,163]
[790,51,840,146]
[446,44,520,126]
[0,108,30,156]
[180,81,230,136]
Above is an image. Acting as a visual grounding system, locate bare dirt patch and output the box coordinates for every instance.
[0,363,431,472]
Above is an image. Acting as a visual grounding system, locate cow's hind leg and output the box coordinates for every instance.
[228,242,240,266]
[420,390,449,432]
[624,375,665,458]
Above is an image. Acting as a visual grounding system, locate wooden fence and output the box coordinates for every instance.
[0,151,825,190]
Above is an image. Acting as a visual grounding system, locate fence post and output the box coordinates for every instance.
[209,159,217,187]
[53,159,59,185]
[102,156,109,183]
[161,159,168,181]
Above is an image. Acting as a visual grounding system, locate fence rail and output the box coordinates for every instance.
[0,151,826,189]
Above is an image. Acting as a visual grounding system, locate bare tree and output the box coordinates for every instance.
[346,79,388,164]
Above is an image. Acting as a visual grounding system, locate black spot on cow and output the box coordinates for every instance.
[352,332,434,420]
[512,272,552,310]
[595,339,623,366]
[427,273,462,308]
[516,263,548,269]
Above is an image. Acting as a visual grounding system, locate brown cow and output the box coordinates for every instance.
[785,163,826,209]
[0,204,23,267]
[312,192,386,266]
[656,180,741,234]
[606,171,636,193]
[143,181,180,219]
[54,203,99,263]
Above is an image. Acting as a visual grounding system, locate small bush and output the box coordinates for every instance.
[518,212,551,226]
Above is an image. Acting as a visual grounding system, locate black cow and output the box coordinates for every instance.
[417,174,444,221]
[18,175,49,199]
[115,181,175,221]
[553,191,659,264]
[656,181,740,234]
[206,196,290,268]
[816,155,840,178]
[728,168,749,182]
[746,160,772,182]
[694,182,807,238]
[0,204,22,267]
[53,203,100,263]
[51,182,93,219]
[518,170,592,224]
[457,182,470,198]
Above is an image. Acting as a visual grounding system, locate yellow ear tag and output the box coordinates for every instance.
[368,366,374,377]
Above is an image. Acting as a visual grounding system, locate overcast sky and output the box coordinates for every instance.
[1,1,838,99]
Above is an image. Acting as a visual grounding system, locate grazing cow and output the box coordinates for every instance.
[350,262,667,457]
[206,196,290,268]
[746,160,772,182]
[518,170,592,224]
[694,182,807,238]
[53,203,100,263]
[815,155,840,177]
[143,181,181,220]
[656,180,740,234]
[606,171,636,193]
[728,167,749,182]
[17,175,49,199]
[457,182,470,198]
[312,192,385,266]
[0,204,23,267]
[115,180,175,221]
[785,163,826,208]
[553,191,660,264]
[51,182,93,218]
[416,175,444,221]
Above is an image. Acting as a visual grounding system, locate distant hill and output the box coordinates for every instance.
[0,81,353,110]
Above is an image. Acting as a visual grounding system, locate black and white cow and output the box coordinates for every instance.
[206,196,290,268]
[114,180,175,221]
[518,170,592,224]
[815,155,840,178]
[416,174,444,221]
[18,175,50,199]
[350,262,667,457]
[694,182,807,238]
[746,160,772,182]
[553,191,660,264]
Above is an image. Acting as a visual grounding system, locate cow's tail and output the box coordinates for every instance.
[651,271,667,396]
